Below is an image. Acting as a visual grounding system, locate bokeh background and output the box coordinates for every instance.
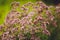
[0,0,37,24]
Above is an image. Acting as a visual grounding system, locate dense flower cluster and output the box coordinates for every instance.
[0,1,58,40]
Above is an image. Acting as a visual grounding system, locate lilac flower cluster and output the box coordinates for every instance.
[0,1,58,40]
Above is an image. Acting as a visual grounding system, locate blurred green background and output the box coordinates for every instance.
[0,0,37,24]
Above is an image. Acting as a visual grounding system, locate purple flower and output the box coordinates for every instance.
[41,22,47,30]
[43,29,50,36]
[56,6,60,13]
[52,21,57,27]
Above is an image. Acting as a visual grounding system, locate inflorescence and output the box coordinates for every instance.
[0,1,59,40]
